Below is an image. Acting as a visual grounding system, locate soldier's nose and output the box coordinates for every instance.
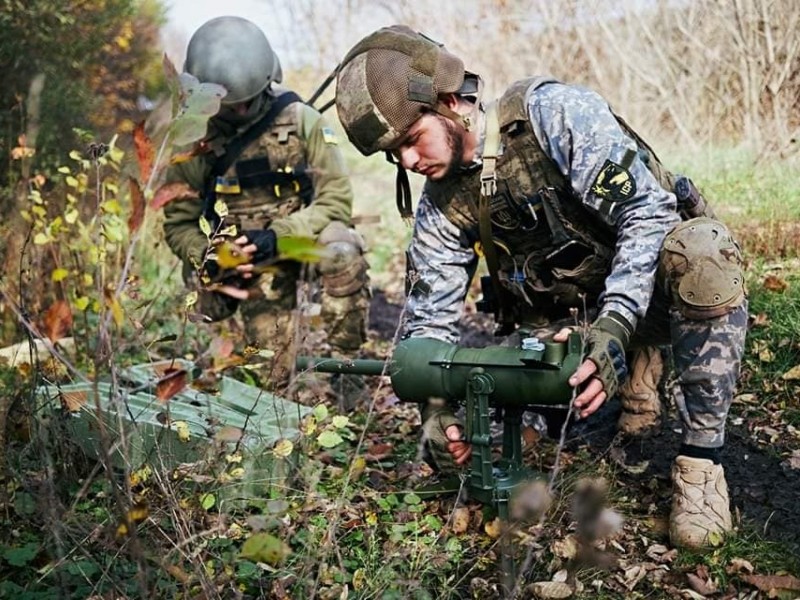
[398,146,419,171]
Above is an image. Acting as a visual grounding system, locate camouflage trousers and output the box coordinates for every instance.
[630,290,748,448]
[240,265,370,389]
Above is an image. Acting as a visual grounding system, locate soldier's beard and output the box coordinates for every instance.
[439,115,467,180]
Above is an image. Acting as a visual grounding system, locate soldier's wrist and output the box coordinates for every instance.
[592,311,634,348]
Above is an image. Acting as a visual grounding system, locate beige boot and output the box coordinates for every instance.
[618,346,663,435]
[670,455,732,549]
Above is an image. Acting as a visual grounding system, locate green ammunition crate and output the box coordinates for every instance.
[38,364,312,507]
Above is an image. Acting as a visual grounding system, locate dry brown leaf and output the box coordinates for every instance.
[451,507,470,534]
[133,121,154,184]
[60,390,87,412]
[528,581,573,599]
[687,571,717,596]
[128,177,145,234]
[156,368,188,403]
[151,181,199,210]
[215,426,243,443]
[209,336,235,359]
[741,574,800,593]
[763,274,789,292]
[551,535,578,560]
[365,442,393,461]
[42,300,72,343]
[726,558,755,574]
[751,312,770,327]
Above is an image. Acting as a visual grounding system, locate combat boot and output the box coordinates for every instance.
[670,455,732,549]
[618,346,663,435]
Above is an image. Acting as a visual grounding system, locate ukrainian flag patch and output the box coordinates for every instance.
[214,176,241,194]
[321,126,338,145]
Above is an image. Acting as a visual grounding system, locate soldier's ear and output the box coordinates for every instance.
[439,93,460,110]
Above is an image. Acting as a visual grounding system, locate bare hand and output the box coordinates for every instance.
[445,424,471,465]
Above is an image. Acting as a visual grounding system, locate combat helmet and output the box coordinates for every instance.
[335,25,477,156]
[185,16,282,105]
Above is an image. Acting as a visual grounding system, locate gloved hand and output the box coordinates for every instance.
[241,229,277,264]
[583,312,633,400]
[420,400,470,474]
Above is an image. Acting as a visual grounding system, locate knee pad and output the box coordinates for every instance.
[659,218,745,319]
[317,221,369,297]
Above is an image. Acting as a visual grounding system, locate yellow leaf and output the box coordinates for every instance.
[129,465,152,487]
[185,291,198,308]
[350,456,366,480]
[106,295,124,327]
[65,175,79,188]
[229,467,245,478]
[225,452,243,464]
[332,415,350,429]
[215,240,248,269]
[174,421,190,442]
[64,208,79,224]
[782,364,800,380]
[199,215,212,237]
[102,199,122,215]
[82,273,93,286]
[273,439,294,458]
[353,568,366,591]
[300,415,317,436]
[57,166,70,174]
[74,296,90,311]
[484,517,503,539]
[33,232,50,245]
[214,199,229,218]
[51,268,69,282]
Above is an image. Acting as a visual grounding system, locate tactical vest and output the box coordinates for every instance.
[209,90,313,231]
[425,77,695,325]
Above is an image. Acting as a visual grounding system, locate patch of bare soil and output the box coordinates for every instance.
[368,290,800,552]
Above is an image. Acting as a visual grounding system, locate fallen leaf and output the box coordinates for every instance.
[528,581,573,599]
[365,443,393,461]
[60,390,87,412]
[239,532,291,566]
[42,300,72,343]
[552,535,578,560]
[156,368,188,403]
[741,574,800,594]
[762,274,788,292]
[484,517,503,539]
[317,430,344,449]
[127,177,146,234]
[173,421,190,442]
[209,336,235,359]
[133,121,154,184]
[726,558,755,574]
[785,449,800,470]
[151,181,199,210]
[273,439,294,458]
[781,364,800,381]
[687,571,717,596]
[451,507,470,534]
[751,312,770,327]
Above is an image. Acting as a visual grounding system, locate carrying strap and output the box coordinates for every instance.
[477,101,515,331]
[204,91,303,220]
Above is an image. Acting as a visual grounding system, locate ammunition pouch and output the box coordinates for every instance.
[317,221,369,297]
[659,217,745,320]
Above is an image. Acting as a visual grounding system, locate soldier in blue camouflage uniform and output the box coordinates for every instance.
[163,17,370,400]
[334,25,747,549]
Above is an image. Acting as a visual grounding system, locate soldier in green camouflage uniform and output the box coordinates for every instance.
[334,25,747,549]
[163,17,369,393]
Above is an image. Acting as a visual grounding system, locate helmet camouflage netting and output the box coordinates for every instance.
[335,25,466,155]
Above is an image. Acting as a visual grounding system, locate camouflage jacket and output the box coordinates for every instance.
[405,81,681,343]
[162,86,353,267]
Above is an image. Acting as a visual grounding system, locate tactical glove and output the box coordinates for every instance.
[420,400,464,475]
[583,312,634,400]
[242,228,277,264]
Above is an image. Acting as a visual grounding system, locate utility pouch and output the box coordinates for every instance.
[674,175,716,220]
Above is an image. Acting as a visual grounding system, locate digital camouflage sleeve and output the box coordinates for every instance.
[162,102,353,267]
[527,83,681,330]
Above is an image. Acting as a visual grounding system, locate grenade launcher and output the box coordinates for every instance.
[297,332,583,518]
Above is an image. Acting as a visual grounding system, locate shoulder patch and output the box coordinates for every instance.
[321,126,338,145]
[591,159,637,201]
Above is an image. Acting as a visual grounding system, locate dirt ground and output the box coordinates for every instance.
[367,290,800,555]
